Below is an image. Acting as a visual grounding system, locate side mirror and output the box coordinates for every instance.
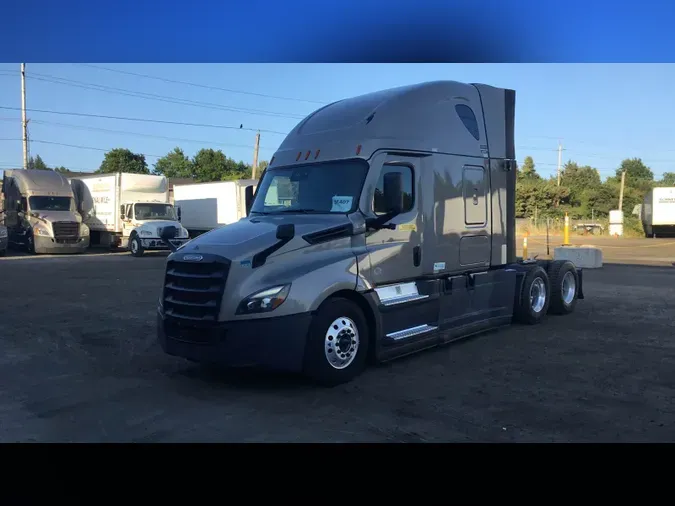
[120,205,125,221]
[276,223,295,241]
[176,206,182,222]
[245,185,255,216]
[383,172,404,214]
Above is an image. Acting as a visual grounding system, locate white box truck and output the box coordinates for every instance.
[69,172,189,257]
[641,187,675,238]
[172,179,257,237]
[157,80,587,386]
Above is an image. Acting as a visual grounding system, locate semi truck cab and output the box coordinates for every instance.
[2,170,90,255]
[157,80,584,385]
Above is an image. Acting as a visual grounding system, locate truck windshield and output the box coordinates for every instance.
[28,196,73,212]
[134,203,176,221]
[250,159,368,215]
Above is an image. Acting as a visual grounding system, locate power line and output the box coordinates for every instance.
[0,105,289,135]
[0,117,274,151]
[75,63,328,105]
[27,72,307,120]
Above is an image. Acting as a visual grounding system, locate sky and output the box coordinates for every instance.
[0,63,674,181]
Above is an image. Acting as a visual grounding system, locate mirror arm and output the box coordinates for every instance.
[366,210,399,231]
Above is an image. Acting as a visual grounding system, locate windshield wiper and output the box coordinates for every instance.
[274,209,322,214]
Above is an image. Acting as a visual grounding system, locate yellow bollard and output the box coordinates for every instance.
[563,213,570,246]
[523,233,528,259]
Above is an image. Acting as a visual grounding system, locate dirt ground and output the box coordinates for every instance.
[0,242,674,442]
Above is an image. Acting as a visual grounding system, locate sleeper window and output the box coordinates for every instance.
[373,165,414,215]
[455,104,480,141]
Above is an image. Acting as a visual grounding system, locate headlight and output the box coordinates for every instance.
[0,228,7,238]
[33,223,51,237]
[236,285,290,315]
[140,230,153,237]
[180,227,189,238]
[80,224,90,236]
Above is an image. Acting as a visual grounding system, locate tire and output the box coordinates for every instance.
[26,232,35,255]
[514,266,550,325]
[129,234,144,257]
[303,297,369,386]
[546,260,578,315]
[0,249,6,257]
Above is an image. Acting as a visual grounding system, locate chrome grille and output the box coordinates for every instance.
[53,221,79,239]
[163,255,230,322]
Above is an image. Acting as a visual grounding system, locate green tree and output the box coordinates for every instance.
[28,155,49,170]
[614,158,654,190]
[53,166,69,174]
[96,148,149,174]
[657,172,675,187]
[153,147,194,178]
[518,156,541,181]
[190,148,252,182]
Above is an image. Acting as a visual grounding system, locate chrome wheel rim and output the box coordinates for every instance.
[562,271,576,305]
[324,316,359,370]
[530,277,546,313]
[131,238,138,253]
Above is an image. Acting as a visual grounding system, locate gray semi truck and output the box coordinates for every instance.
[156,80,585,385]
[2,169,91,254]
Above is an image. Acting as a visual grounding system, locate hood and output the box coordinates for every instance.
[31,210,82,223]
[138,219,180,231]
[178,214,354,261]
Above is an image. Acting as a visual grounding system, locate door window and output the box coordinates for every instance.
[373,164,414,215]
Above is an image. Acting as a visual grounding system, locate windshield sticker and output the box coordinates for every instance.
[331,196,353,212]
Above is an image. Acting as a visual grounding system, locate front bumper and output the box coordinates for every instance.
[34,235,90,254]
[157,310,313,373]
[141,238,188,250]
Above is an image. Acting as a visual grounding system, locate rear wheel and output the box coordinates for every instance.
[546,260,579,315]
[514,266,550,325]
[303,297,369,386]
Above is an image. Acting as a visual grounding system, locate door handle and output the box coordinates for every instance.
[413,246,421,267]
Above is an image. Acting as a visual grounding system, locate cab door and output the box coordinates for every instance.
[122,204,135,237]
[363,153,422,286]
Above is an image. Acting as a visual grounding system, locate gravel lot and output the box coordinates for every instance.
[1,243,674,442]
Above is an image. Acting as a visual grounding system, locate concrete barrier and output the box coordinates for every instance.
[553,245,603,269]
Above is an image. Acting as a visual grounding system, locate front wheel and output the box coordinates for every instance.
[303,298,369,386]
[26,232,35,255]
[129,234,144,257]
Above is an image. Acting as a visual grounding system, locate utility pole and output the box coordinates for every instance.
[556,140,562,186]
[251,131,260,179]
[21,63,28,169]
[618,170,627,211]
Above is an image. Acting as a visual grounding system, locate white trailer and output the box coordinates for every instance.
[641,187,675,238]
[172,179,257,236]
[70,172,189,256]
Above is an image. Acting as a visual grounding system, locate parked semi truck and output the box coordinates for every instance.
[2,169,90,254]
[172,179,257,237]
[0,220,7,256]
[69,172,189,257]
[156,80,585,385]
[641,187,675,238]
